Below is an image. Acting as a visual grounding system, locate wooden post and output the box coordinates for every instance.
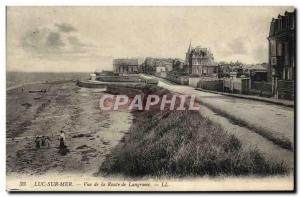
[274,77,278,99]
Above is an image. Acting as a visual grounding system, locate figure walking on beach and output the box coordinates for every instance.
[58,130,69,156]
[59,130,66,148]
[35,136,41,149]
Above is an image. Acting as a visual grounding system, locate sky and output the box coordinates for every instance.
[7,6,294,72]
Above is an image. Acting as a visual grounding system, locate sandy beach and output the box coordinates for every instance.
[6,81,133,176]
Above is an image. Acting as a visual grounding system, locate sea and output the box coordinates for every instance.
[6,72,90,89]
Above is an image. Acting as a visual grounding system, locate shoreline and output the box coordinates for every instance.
[6,80,77,91]
[7,81,133,176]
[7,81,46,91]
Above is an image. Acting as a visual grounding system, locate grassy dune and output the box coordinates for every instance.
[98,85,288,177]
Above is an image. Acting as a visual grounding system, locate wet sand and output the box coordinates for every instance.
[6,82,133,176]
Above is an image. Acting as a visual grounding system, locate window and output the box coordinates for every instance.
[277,42,283,56]
[270,40,276,56]
[290,15,295,30]
[271,57,277,65]
[214,67,217,73]
[284,42,289,66]
[282,17,286,30]
[285,68,289,80]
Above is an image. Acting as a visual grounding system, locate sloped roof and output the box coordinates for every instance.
[245,64,267,71]
[113,58,139,66]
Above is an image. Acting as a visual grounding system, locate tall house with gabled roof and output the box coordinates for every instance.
[185,42,217,77]
[268,9,296,99]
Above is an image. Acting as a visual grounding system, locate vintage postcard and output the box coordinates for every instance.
[6,6,295,192]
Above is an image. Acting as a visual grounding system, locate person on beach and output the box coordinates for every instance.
[58,130,69,156]
[35,136,41,149]
[41,136,51,148]
[59,130,66,148]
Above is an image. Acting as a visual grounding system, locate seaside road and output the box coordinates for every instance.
[143,75,294,150]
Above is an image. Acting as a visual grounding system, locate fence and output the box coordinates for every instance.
[189,77,201,87]
[193,75,294,100]
[223,78,249,94]
[197,79,223,92]
[250,81,272,97]
[97,75,141,82]
[277,80,294,100]
[166,73,189,85]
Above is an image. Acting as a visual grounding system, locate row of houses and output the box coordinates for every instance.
[111,57,185,76]
[102,9,295,100]
[111,44,218,77]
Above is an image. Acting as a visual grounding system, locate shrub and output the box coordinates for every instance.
[99,109,288,177]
